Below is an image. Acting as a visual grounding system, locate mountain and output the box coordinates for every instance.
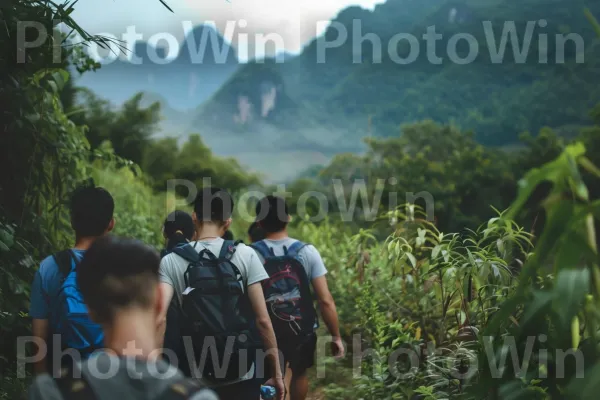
[192,0,600,157]
[75,25,239,113]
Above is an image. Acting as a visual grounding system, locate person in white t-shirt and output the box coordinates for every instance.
[253,195,345,400]
[157,187,285,400]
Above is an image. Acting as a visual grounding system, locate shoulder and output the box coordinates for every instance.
[232,242,259,262]
[38,254,59,274]
[28,373,60,400]
[160,252,184,268]
[35,255,61,286]
[297,242,320,257]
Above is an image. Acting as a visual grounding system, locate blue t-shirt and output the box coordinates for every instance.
[29,249,85,321]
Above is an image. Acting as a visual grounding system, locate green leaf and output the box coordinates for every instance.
[431,245,441,260]
[521,291,553,328]
[553,268,590,326]
[484,293,525,335]
[579,156,600,178]
[565,357,600,399]
[406,253,417,268]
[585,8,600,37]
[572,316,580,349]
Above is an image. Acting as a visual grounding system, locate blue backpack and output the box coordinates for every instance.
[51,250,104,361]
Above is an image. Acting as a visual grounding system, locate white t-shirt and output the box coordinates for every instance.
[159,238,268,307]
[158,238,268,387]
[255,238,328,280]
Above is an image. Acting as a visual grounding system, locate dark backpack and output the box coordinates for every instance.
[172,240,261,383]
[51,250,104,365]
[53,364,217,400]
[250,240,317,338]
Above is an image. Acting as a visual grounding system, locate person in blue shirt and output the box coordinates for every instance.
[28,236,219,400]
[29,185,115,375]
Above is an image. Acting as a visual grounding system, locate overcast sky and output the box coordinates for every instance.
[72,0,386,60]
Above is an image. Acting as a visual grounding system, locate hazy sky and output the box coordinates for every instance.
[72,0,386,60]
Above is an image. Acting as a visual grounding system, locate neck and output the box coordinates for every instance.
[196,224,223,241]
[73,236,98,251]
[102,309,158,360]
[265,229,288,240]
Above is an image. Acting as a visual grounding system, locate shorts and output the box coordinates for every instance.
[278,333,317,375]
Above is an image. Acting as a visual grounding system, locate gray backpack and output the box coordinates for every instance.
[53,365,219,400]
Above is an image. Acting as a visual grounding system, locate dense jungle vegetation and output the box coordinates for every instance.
[2,1,600,399]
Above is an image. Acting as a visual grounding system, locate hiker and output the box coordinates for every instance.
[157,187,285,400]
[28,236,219,400]
[252,195,345,400]
[247,221,266,243]
[161,210,196,258]
[29,185,114,376]
[160,211,196,367]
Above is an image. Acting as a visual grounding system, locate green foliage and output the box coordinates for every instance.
[171,134,260,194]
[89,156,170,248]
[0,1,176,395]
[293,206,532,399]
[72,90,261,193]
[72,90,161,166]
[473,143,600,399]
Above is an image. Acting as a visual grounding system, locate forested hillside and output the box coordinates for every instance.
[196,0,600,153]
[75,25,239,111]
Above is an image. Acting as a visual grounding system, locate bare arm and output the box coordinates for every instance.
[312,276,340,338]
[312,276,344,357]
[247,282,283,379]
[31,319,49,375]
[157,282,174,350]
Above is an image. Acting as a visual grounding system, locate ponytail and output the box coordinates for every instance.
[166,230,190,251]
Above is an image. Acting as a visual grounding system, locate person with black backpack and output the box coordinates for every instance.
[157,187,285,400]
[28,236,219,400]
[252,196,345,400]
[29,185,114,376]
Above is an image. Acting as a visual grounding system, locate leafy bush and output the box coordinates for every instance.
[90,152,171,248]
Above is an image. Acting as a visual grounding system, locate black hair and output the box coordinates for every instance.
[77,235,160,324]
[70,185,114,237]
[255,195,289,233]
[248,221,266,242]
[222,230,234,240]
[194,187,234,224]
[163,210,195,251]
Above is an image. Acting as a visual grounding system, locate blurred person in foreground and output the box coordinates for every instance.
[28,236,218,400]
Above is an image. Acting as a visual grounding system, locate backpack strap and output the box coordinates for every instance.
[285,241,308,258]
[250,240,273,261]
[218,240,244,286]
[286,241,318,332]
[157,378,215,400]
[53,250,74,284]
[172,244,201,263]
[218,239,242,261]
[54,365,98,400]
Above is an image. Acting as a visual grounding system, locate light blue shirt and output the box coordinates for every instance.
[256,238,328,280]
